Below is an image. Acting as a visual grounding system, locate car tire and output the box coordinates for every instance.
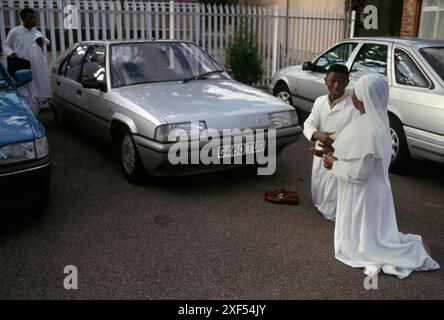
[119,129,146,184]
[389,115,410,173]
[274,82,293,106]
[51,104,64,127]
[38,184,50,209]
[273,82,308,125]
[32,179,50,212]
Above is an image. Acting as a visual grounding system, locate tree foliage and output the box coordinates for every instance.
[226,23,263,85]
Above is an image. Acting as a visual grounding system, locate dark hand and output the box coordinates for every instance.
[36,38,44,48]
[323,153,338,170]
[313,131,335,147]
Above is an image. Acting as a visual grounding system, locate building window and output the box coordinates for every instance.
[419,0,444,39]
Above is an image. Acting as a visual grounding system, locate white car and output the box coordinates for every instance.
[50,40,302,182]
[270,37,444,172]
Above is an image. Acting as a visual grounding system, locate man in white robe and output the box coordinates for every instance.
[3,8,47,115]
[29,32,52,115]
[324,74,440,278]
[303,64,359,221]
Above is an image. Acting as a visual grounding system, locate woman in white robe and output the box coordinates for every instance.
[29,32,52,115]
[324,74,440,279]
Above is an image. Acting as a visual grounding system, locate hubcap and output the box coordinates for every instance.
[277,91,291,104]
[390,128,399,161]
[121,134,136,174]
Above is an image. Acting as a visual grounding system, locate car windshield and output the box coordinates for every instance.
[110,42,224,88]
[419,47,444,82]
[0,68,12,90]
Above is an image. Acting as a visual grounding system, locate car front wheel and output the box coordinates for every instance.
[273,82,309,125]
[274,83,292,105]
[51,104,64,127]
[389,116,410,173]
[119,130,145,183]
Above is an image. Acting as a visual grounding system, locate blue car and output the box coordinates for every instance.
[0,62,50,208]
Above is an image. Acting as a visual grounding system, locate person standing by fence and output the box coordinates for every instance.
[3,7,51,115]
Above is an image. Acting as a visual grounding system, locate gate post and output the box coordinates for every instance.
[271,5,280,77]
[169,0,175,40]
[350,10,356,38]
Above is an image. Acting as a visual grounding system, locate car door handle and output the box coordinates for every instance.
[76,89,82,95]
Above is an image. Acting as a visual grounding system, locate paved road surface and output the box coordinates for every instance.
[0,111,442,299]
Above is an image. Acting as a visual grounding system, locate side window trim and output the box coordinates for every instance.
[65,45,88,83]
[393,47,434,90]
[76,46,89,83]
[80,45,107,86]
[59,49,75,77]
[345,41,364,69]
[78,45,92,83]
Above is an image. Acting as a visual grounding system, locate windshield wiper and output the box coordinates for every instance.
[182,69,225,83]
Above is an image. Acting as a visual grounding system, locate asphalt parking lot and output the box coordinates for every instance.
[0,110,443,299]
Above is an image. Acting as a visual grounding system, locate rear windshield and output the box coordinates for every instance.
[420,47,444,82]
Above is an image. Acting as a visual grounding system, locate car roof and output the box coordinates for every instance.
[76,39,195,46]
[342,36,444,47]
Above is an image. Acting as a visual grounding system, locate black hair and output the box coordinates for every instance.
[326,64,349,78]
[20,8,35,20]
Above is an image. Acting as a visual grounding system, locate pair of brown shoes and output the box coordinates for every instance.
[264,188,299,205]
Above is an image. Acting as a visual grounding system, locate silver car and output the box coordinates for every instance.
[50,40,302,182]
[270,37,444,172]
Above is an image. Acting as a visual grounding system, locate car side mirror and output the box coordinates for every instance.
[14,69,32,87]
[302,61,315,72]
[82,78,107,91]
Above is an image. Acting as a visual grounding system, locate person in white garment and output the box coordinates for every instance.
[303,64,360,221]
[3,8,45,115]
[29,32,52,115]
[323,74,440,279]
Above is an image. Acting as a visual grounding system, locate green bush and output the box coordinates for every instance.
[226,23,263,85]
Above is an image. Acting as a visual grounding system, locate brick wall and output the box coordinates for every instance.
[400,0,422,37]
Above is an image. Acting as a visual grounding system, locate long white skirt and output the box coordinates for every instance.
[311,156,337,222]
[334,167,440,279]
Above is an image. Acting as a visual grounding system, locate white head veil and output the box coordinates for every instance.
[333,74,392,188]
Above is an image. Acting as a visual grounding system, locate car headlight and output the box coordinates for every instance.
[154,121,208,143]
[0,141,35,164]
[0,137,49,165]
[268,111,298,129]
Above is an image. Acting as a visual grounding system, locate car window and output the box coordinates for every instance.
[420,47,444,82]
[350,43,388,78]
[314,42,358,73]
[394,49,430,88]
[80,45,106,83]
[65,45,88,82]
[111,42,223,88]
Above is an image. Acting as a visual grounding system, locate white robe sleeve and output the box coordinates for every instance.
[331,154,376,183]
[303,99,321,143]
[3,28,15,57]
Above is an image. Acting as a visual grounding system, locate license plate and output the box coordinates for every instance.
[217,140,265,159]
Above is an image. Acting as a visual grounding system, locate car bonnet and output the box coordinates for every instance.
[0,90,38,147]
[113,80,294,130]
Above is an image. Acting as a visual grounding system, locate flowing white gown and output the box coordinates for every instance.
[331,75,440,279]
[30,33,52,107]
